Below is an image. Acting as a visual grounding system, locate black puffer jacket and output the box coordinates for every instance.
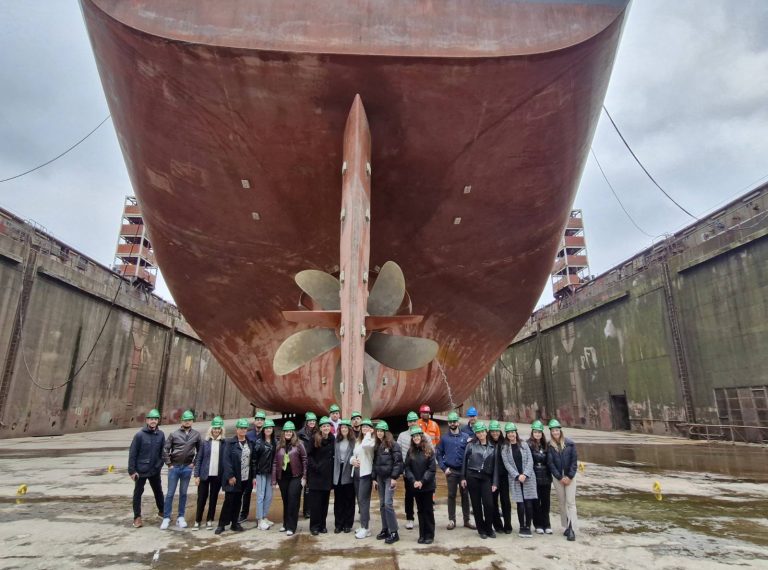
[404,448,437,493]
[462,440,498,486]
[307,434,336,491]
[373,442,403,479]
[547,437,577,481]
[529,442,552,485]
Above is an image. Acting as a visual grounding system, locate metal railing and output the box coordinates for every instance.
[683,423,768,444]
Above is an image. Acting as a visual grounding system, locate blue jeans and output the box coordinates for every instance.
[255,474,273,519]
[163,465,192,518]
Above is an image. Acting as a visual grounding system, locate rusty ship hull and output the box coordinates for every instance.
[81,0,630,417]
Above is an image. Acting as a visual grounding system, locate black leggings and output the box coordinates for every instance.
[517,499,534,530]
[195,476,221,523]
[466,473,494,536]
[533,483,552,530]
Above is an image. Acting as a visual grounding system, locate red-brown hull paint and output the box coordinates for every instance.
[81,0,629,416]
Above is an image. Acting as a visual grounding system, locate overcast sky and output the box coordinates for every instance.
[1,1,767,308]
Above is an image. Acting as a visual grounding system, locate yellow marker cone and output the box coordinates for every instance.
[107,465,115,473]
[578,461,586,473]
[652,481,662,494]
[16,484,28,496]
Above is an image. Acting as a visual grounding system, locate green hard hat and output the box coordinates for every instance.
[351,411,362,419]
[340,419,352,427]
[406,411,419,422]
[305,412,317,421]
[283,420,296,431]
[211,416,224,428]
[410,426,424,436]
[473,421,488,433]
[531,420,545,431]
[447,412,460,422]
[254,410,267,420]
[488,420,502,432]
[235,418,249,429]
[264,419,275,428]
[329,404,341,413]
[505,422,518,433]
[146,409,161,419]
[375,420,389,431]
[319,416,331,426]
[181,410,195,421]
[548,419,562,429]
[361,418,373,427]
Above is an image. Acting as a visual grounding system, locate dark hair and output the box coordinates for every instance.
[503,430,520,448]
[338,424,356,444]
[313,428,333,448]
[260,426,274,444]
[407,435,433,460]
[278,430,298,451]
[374,430,395,453]
[528,431,547,451]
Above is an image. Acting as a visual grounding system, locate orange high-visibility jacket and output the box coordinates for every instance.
[417,418,441,447]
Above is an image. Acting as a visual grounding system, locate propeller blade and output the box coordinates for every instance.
[367,261,405,316]
[364,314,424,331]
[282,310,341,328]
[295,270,341,310]
[273,328,340,375]
[365,332,438,371]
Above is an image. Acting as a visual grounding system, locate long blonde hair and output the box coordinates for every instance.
[206,425,226,441]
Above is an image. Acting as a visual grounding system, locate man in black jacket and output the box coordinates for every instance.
[128,409,165,528]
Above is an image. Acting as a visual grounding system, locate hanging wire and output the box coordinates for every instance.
[0,115,112,183]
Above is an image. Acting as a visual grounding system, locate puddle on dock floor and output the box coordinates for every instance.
[579,442,768,481]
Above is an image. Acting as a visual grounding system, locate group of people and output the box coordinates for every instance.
[127,404,579,544]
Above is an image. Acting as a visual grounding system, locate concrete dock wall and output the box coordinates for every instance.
[0,211,252,438]
[468,187,768,438]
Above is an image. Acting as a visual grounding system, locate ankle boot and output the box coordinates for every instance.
[376,528,389,540]
[384,531,400,544]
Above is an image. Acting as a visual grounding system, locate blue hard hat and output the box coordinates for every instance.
[467,406,478,417]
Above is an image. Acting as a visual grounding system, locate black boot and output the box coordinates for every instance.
[566,525,576,541]
[376,528,389,540]
[384,531,400,544]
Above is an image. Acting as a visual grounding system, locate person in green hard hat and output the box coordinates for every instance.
[501,422,537,538]
[546,419,578,541]
[373,420,404,544]
[193,416,226,530]
[272,420,307,536]
[299,412,318,519]
[351,419,375,539]
[461,421,498,539]
[239,410,267,523]
[350,411,363,438]
[488,420,512,534]
[333,419,356,533]
[404,426,436,544]
[528,419,552,534]
[253,419,277,530]
[307,416,336,535]
[128,409,165,528]
[215,418,252,534]
[161,410,201,530]
[435,411,474,530]
[328,404,342,435]
[396,411,419,530]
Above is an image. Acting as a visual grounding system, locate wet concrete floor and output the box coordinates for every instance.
[0,424,766,569]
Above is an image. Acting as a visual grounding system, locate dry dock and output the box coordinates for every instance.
[1,424,766,569]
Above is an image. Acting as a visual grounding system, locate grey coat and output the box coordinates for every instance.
[501,441,538,502]
[333,438,355,486]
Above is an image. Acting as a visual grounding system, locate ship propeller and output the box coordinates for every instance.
[273,261,438,375]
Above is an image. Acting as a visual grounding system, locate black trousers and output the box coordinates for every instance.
[195,475,221,523]
[517,499,535,530]
[132,473,164,518]
[414,491,435,540]
[308,489,331,532]
[445,470,470,523]
[404,481,415,521]
[533,483,552,530]
[301,483,310,517]
[333,483,356,530]
[279,476,302,532]
[218,482,244,529]
[239,473,254,520]
[494,474,512,532]
[466,473,494,536]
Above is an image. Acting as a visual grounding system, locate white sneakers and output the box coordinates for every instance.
[286,530,294,536]
[160,518,171,530]
[176,517,188,529]
[279,526,286,532]
[544,528,553,535]
[355,528,372,539]
[259,520,270,531]
[192,522,200,531]
[535,528,544,534]
[206,521,213,530]
[263,518,275,527]
[405,520,414,530]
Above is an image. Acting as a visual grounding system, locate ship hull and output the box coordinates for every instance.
[82,0,629,416]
